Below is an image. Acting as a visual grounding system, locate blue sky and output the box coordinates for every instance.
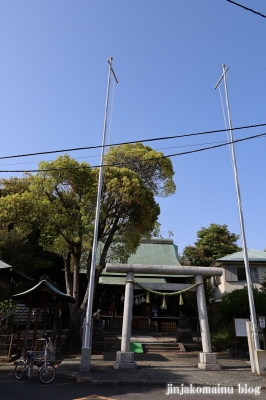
[0,0,266,254]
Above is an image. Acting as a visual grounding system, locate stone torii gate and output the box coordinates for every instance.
[106,263,223,371]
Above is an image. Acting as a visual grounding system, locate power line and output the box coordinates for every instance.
[1,131,265,173]
[0,122,265,161]
[226,0,266,18]
[0,139,234,167]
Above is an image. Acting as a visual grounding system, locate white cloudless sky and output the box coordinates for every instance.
[0,0,266,253]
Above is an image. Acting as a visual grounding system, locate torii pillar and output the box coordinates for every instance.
[106,264,222,371]
[114,271,137,369]
[195,274,220,370]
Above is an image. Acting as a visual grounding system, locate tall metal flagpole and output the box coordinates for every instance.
[214,64,260,350]
[80,57,118,372]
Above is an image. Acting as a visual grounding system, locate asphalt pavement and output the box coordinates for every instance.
[1,350,266,394]
[0,352,266,400]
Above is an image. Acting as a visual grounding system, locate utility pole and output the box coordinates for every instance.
[80,57,118,372]
[214,65,260,350]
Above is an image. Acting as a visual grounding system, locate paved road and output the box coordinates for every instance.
[1,370,265,400]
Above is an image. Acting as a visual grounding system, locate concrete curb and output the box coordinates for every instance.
[2,352,266,390]
[56,370,266,389]
[57,371,169,386]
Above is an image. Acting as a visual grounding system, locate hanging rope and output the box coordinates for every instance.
[125,280,201,296]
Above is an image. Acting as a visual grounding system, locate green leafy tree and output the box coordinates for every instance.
[104,143,176,197]
[0,173,64,280]
[209,287,266,351]
[0,224,62,280]
[219,287,266,323]
[0,146,174,347]
[180,224,241,266]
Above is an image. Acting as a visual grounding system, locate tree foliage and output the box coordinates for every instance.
[0,155,160,296]
[219,287,266,322]
[180,223,241,266]
[210,286,266,352]
[0,145,175,348]
[104,143,176,197]
[0,173,65,278]
[0,224,61,278]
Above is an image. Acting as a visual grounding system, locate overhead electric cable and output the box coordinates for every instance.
[1,131,265,173]
[0,139,237,167]
[0,123,265,161]
[226,0,266,18]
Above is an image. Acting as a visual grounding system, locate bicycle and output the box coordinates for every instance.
[14,333,56,384]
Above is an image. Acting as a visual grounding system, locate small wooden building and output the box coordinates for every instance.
[12,276,76,357]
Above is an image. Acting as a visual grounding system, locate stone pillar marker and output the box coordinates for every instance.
[196,274,220,370]
[114,271,137,369]
[246,321,266,375]
[246,321,256,372]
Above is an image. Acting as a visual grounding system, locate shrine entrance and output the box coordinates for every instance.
[106,263,222,371]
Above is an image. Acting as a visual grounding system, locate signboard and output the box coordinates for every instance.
[259,316,265,329]
[13,304,44,324]
[234,318,249,337]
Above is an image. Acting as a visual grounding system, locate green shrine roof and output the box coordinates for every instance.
[214,249,266,263]
[126,239,181,266]
[98,239,190,282]
[81,238,182,277]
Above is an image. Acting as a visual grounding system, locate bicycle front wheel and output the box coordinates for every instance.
[14,360,26,380]
[39,363,56,384]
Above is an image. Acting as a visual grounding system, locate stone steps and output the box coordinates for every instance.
[143,342,181,353]
[105,341,183,353]
[184,342,202,352]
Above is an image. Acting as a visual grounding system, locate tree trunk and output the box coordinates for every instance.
[79,250,92,311]
[95,220,119,284]
[66,244,82,351]
[66,303,82,351]
[63,250,73,297]
[72,247,81,304]
[79,222,119,313]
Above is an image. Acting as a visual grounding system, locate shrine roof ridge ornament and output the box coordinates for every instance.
[106,263,223,276]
